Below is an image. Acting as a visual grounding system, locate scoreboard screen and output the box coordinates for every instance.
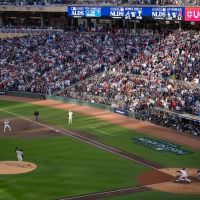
[109,7,124,19]
[68,6,84,18]
[151,7,183,20]
[124,7,143,20]
[85,7,101,17]
[68,6,185,21]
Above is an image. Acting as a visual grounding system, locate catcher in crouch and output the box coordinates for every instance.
[175,168,191,183]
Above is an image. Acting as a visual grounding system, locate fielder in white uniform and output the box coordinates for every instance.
[68,110,73,124]
[4,120,12,133]
[15,147,23,166]
[176,168,191,183]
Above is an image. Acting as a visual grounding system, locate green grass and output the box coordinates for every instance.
[0,100,200,200]
[0,136,147,200]
[0,100,148,200]
[2,99,198,168]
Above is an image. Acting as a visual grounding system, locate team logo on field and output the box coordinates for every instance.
[133,137,192,155]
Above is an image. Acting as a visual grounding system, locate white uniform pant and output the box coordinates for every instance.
[178,175,191,183]
[17,155,23,162]
[68,117,72,124]
[4,124,11,132]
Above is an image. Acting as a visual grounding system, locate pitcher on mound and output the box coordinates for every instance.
[15,147,24,166]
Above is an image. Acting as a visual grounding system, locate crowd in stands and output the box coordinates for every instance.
[116,30,200,83]
[0,28,199,135]
[135,109,200,136]
[65,72,200,116]
[0,29,199,108]
[0,31,125,94]
[64,29,199,116]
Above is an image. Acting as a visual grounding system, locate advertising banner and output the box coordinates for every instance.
[185,7,200,21]
[113,108,128,116]
[133,137,192,155]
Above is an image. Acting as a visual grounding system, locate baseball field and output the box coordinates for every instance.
[0,96,200,200]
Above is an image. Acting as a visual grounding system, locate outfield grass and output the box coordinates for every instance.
[0,100,200,200]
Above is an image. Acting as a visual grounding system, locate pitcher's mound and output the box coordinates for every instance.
[0,161,37,174]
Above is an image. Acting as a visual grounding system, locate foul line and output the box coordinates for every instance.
[0,108,158,170]
[59,185,149,200]
[89,127,123,137]
[89,127,113,136]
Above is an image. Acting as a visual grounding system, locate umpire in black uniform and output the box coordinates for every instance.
[34,111,39,121]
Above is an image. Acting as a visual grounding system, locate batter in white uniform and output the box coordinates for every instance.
[4,120,12,133]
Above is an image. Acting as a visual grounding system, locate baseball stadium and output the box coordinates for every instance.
[0,0,200,200]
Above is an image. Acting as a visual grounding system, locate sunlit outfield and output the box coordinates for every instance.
[0,100,200,200]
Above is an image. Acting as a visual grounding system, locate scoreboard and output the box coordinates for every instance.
[68,6,200,22]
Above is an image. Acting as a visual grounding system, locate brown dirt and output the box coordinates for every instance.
[138,169,173,185]
[147,168,200,194]
[0,161,37,174]
[0,118,61,139]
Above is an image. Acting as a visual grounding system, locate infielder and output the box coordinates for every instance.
[4,119,12,133]
[15,147,24,166]
[176,168,191,183]
[68,110,73,124]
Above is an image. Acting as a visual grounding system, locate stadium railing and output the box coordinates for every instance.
[0,28,64,34]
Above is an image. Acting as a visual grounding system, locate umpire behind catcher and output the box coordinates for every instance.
[34,111,39,121]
